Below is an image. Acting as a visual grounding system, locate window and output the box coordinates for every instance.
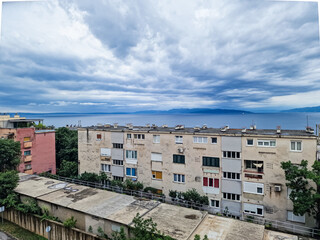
[134,134,145,139]
[153,135,160,143]
[126,168,137,177]
[210,199,220,208]
[257,139,276,147]
[127,134,132,139]
[100,148,111,157]
[101,164,111,172]
[24,137,31,142]
[244,160,263,173]
[211,137,217,144]
[24,150,31,156]
[223,172,240,180]
[96,134,102,141]
[113,160,123,165]
[223,192,240,201]
[223,151,241,159]
[126,150,137,159]
[173,154,185,164]
[151,153,162,162]
[291,141,302,151]
[152,171,162,180]
[287,211,305,223]
[202,156,219,167]
[113,143,123,149]
[203,177,219,188]
[243,182,264,195]
[25,164,32,170]
[193,136,208,143]
[244,203,264,216]
[247,139,253,146]
[113,176,123,182]
[175,136,183,144]
[174,174,185,183]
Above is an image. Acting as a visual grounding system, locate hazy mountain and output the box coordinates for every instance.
[282,106,320,113]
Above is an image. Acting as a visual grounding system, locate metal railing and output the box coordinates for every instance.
[39,174,320,238]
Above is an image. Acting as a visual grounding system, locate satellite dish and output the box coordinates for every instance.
[46,226,51,232]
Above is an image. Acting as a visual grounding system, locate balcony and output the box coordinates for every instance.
[24,155,32,162]
[24,141,32,148]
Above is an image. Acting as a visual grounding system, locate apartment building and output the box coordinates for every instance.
[0,114,56,174]
[78,124,318,227]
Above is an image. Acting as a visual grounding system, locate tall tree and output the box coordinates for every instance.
[55,127,78,169]
[0,170,19,201]
[0,139,21,172]
[281,160,320,228]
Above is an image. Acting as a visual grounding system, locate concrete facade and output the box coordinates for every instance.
[78,125,318,228]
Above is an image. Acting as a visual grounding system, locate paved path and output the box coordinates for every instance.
[0,231,15,240]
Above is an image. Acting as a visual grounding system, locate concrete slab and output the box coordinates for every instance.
[142,203,207,240]
[190,214,265,240]
[264,230,298,240]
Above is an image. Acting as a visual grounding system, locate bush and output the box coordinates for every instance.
[63,216,77,228]
[40,208,60,222]
[124,179,143,191]
[15,199,42,215]
[144,187,159,194]
[169,189,208,205]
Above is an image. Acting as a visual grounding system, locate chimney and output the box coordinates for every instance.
[242,127,246,133]
[250,125,256,130]
[202,124,208,130]
[114,123,118,129]
[306,126,314,134]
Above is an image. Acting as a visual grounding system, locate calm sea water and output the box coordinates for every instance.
[26,112,320,130]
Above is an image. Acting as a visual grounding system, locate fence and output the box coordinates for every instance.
[3,208,103,240]
[40,174,320,238]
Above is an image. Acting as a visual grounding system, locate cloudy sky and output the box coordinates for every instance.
[0,0,319,113]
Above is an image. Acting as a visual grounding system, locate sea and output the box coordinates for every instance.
[24,112,320,131]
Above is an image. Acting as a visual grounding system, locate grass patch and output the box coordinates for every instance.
[0,219,47,240]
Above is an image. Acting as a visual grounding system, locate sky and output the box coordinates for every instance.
[0,0,319,113]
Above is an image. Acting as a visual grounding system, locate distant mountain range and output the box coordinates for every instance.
[134,108,251,114]
[282,106,320,113]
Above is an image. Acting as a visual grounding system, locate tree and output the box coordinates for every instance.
[58,160,78,178]
[0,139,21,172]
[0,170,19,202]
[55,127,78,169]
[130,213,174,240]
[281,160,320,228]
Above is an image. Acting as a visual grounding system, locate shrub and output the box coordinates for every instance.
[144,187,159,194]
[63,216,77,228]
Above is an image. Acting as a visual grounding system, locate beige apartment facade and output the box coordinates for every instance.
[78,124,318,227]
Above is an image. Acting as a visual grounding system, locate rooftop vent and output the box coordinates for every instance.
[250,125,256,130]
[175,125,185,130]
[162,124,168,128]
[126,123,133,130]
[242,127,246,133]
[306,126,314,134]
[113,123,118,129]
[220,125,229,132]
[152,124,157,129]
[104,124,111,128]
[277,126,281,134]
[146,124,150,128]
[194,126,200,131]
[202,124,208,130]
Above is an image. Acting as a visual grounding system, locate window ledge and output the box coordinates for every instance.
[173,181,185,184]
[152,178,163,181]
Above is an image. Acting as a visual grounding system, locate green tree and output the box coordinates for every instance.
[130,213,174,240]
[55,127,78,169]
[194,235,209,240]
[111,227,127,240]
[58,160,78,178]
[0,171,19,202]
[0,139,21,172]
[281,160,320,228]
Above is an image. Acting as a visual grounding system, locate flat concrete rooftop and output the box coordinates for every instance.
[16,174,205,239]
[79,125,316,137]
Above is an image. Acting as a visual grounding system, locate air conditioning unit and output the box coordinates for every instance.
[178,148,184,153]
[274,185,282,192]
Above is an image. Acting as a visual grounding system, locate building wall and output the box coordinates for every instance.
[0,128,56,174]
[78,127,318,227]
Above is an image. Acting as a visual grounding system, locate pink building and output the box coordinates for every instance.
[0,114,56,174]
